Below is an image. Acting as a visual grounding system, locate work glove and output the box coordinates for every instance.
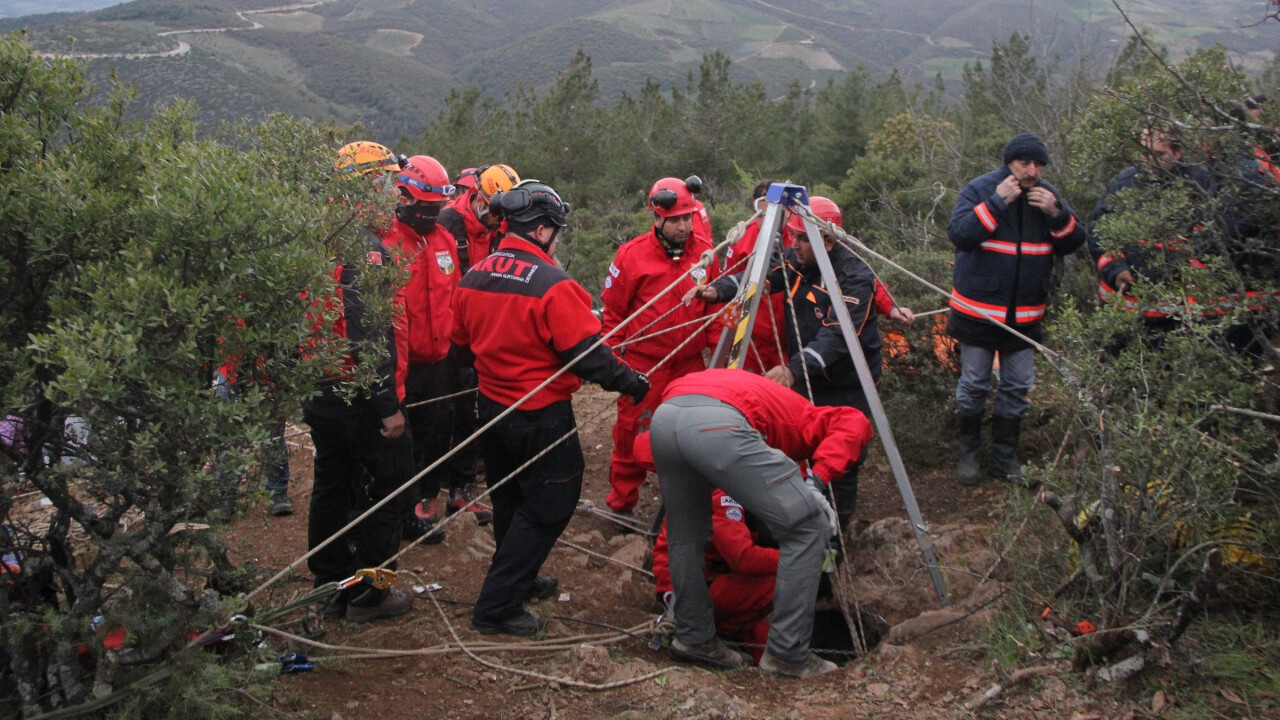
[626,372,650,404]
[805,473,840,538]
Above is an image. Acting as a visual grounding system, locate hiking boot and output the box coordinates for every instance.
[526,575,559,601]
[669,636,749,669]
[446,485,493,526]
[759,649,838,678]
[402,514,445,544]
[989,414,1023,483]
[344,588,411,624]
[470,611,545,637]
[957,412,983,486]
[269,491,294,516]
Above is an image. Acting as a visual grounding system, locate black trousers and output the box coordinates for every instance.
[405,359,478,505]
[304,406,413,586]
[404,361,456,503]
[472,394,582,622]
[802,381,872,527]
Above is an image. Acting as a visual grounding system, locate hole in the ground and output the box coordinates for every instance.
[812,607,889,665]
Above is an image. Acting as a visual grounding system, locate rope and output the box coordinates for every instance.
[422,589,675,690]
[237,230,739,611]
[787,203,1088,399]
[616,310,721,349]
[788,203,1063,362]
[557,536,653,578]
[403,386,477,410]
[577,499,654,537]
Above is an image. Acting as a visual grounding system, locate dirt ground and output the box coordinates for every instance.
[225,385,1133,720]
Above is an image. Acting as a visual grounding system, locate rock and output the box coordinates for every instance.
[853,518,996,625]
[610,536,651,571]
[568,643,612,684]
[670,688,752,720]
[887,609,968,645]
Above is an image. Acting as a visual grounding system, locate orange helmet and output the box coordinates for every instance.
[335,141,399,176]
[648,177,698,218]
[786,196,842,240]
[476,164,520,202]
[396,155,452,201]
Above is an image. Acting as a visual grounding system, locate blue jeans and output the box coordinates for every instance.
[955,344,1034,418]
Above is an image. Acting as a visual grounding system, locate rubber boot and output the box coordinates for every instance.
[957,412,984,486]
[989,414,1023,482]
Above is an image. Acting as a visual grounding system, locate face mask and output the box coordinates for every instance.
[397,202,440,235]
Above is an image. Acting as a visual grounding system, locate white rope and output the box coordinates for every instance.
[239,230,741,609]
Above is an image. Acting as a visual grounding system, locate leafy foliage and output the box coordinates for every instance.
[0,32,397,717]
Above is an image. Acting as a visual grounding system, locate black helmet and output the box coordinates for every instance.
[492,180,571,227]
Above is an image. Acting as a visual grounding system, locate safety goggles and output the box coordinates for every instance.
[397,174,454,197]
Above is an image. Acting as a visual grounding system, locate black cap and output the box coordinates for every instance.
[1003,132,1050,166]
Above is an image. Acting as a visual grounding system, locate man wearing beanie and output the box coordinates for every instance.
[946,132,1086,486]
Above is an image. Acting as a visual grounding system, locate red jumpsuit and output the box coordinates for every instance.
[437,190,503,270]
[381,220,460,366]
[721,220,900,373]
[381,219,462,501]
[652,488,778,662]
[600,228,714,513]
[722,217,789,372]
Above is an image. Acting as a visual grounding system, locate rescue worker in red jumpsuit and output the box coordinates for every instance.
[380,155,479,541]
[649,368,871,677]
[436,163,522,523]
[721,180,785,373]
[688,197,883,531]
[651,486,777,663]
[450,180,650,636]
[720,184,912,374]
[451,167,477,199]
[303,149,415,622]
[600,177,715,528]
[438,163,520,270]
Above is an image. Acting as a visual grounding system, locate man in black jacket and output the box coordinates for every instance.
[946,133,1086,486]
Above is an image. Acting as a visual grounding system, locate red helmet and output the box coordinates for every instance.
[396,155,453,201]
[648,177,698,218]
[786,196,842,239]
[454,167,478,191]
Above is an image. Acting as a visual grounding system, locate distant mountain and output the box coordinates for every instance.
[4,0,1274,144]
[0,0,124,18]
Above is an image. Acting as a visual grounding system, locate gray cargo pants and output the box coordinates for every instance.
[650,394,828,663]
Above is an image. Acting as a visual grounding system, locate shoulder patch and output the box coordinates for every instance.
[435,250,456,275]
[604,276,613,289]
[719,495,742,508]
[609,263,621,278]
[725,507,744,522]
[366,250,384,266]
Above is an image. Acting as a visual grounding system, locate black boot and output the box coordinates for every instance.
[989,414,1022,482]
[957,412,984,486]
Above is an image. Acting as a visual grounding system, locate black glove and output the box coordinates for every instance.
[627,373,650,404]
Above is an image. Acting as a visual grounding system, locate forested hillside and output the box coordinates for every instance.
[3,0,1275,142]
